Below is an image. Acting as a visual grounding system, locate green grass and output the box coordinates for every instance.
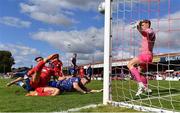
[1,79,179,112]
[0,79,103,112]
[79,105,139,112]
[112,80,180,112]
[0,79,137,112]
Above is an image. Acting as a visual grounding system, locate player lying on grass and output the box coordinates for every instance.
[26,86,59,96]
[6,53,64,90]
[7,54,61,96]
[24,54,61,96]
[26,76,102,96]
[48,76,103,94]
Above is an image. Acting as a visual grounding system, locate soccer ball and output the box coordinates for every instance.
[98,2,105,14]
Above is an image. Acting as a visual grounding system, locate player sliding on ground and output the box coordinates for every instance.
[7,54,61,96]
[26,86,59,96]
[127,19,156,96]
[25,54,61,96]
[6,56,44,91]
[48,76,103,94]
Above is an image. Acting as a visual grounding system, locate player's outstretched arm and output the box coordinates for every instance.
[44,53,59,63]
[73,82,87,94]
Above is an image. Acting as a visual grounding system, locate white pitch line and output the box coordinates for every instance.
[59,104,104,113]
[58,93,180,112]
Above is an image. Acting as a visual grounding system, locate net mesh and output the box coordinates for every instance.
[110,0,180,112]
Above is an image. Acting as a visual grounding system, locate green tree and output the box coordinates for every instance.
[0,50,15,73]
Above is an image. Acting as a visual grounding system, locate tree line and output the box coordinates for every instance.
[0,50,15,73]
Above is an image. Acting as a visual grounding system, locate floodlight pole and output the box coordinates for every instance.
[103,0,112,105]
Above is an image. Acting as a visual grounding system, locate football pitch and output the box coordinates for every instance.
[0,79,179,112]
[111,80,180,112]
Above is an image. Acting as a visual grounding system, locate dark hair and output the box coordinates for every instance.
[34,56,43,61]
[53,54,59,59]
[139,19,151,28]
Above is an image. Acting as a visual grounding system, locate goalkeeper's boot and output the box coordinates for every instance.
[135,82,145,96]
[145,88,152,95]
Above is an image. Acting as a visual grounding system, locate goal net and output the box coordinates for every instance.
[103,0,180,112]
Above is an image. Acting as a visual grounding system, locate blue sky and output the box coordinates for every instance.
[0,0,180,68]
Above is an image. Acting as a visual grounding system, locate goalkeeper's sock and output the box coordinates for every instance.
[130,67,141,82]
[140,75,147,87]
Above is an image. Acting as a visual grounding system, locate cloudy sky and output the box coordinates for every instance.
[0,0,180,68]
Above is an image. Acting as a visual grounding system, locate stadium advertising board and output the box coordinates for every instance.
[160,55,180,62]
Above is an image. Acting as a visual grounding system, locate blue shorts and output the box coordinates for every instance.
[16,78,33,92]
[24,78,33,91]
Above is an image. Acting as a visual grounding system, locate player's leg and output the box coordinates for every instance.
[6,77,24,87]
[25,91,38,96]
[138,65,147,87]
[43,87,60,96]
[26,87,60,96]
[139,54,153,94]
[24,78,34,91]
[36,87,60,96]
[127,57,147,96]
[127,57,142,83]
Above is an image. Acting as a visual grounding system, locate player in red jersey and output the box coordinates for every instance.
[30,54,59,89]
[6,54,60,96]
[49,54,64,77]
[26,54,61,96]
[6,56,44,91]
[79,66,85,78]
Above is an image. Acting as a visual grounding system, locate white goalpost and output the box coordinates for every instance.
[102,0,180,112]
[103,0,112,105]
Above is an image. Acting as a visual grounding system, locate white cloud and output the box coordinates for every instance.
[151,11,180,53]
[0,44,41,67]
[32,27,104,54]
[20,0,100,26]
[0,16,31,28]
[31,10,180,65]
[31,27,104,65]
[110,11,180,57]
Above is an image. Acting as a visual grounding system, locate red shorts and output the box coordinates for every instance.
[35,87,53,96]
[35,87,44,94]
[138,53,153,70]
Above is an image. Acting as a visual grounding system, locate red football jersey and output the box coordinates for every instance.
[51,59,63,77]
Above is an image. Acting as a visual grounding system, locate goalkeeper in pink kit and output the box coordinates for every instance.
[127,20,156,96]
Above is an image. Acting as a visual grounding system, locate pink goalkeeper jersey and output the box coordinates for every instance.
[140,28,156,55]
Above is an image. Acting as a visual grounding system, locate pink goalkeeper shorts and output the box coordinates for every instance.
[138,53,153,63]
[138,53,153,70]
